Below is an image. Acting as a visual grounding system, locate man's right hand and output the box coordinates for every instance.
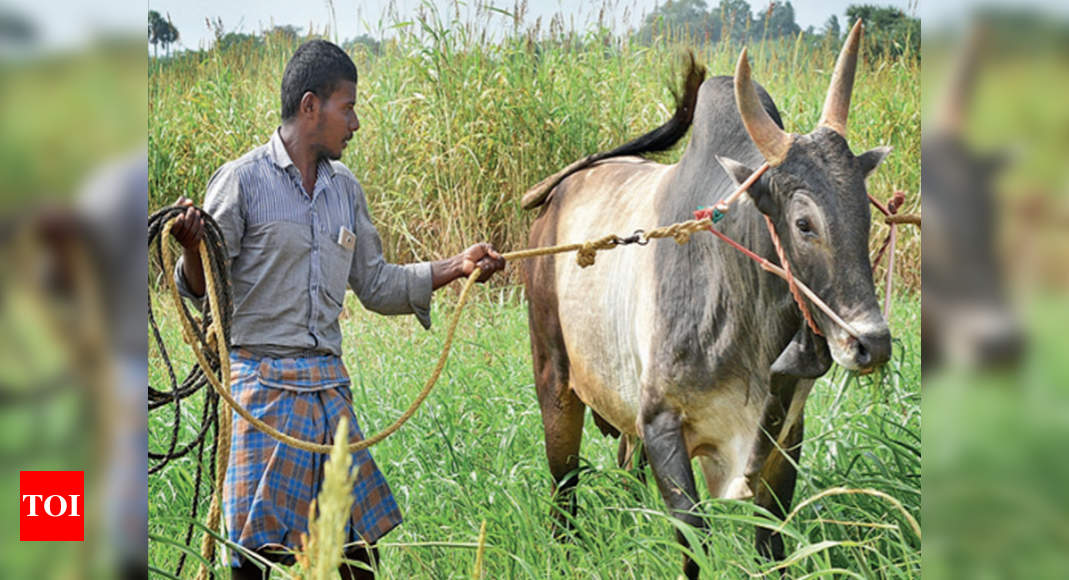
[170,196,204,250]
[171,196,207,297]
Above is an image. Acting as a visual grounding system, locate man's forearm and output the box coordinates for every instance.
[429,255,464,290]
[181,246,207,297]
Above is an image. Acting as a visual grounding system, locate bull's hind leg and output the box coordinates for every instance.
[750,376,813,561]
[538,375,585,537]
[528,300,585,538]
[617,434,647,474]
[641,405,704,580]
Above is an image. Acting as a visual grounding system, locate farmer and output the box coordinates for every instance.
[169,39,505,579]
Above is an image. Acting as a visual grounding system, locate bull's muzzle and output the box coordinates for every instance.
[846,325,892,371]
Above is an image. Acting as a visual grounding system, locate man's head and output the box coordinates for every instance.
[281,40,360,160]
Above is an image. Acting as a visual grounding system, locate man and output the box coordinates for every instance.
[169,40,505,579]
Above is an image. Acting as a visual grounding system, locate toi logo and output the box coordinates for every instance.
[20,471,84,541]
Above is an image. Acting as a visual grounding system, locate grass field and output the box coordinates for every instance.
[149,285,921,578]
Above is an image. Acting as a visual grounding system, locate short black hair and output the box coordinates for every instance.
[280,40,358,121]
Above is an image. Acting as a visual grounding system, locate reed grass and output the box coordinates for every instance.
[148,1,920,292]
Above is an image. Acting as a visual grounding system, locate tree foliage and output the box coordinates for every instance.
[845,4,919,58]
[633,1,917,61]
[148,10,179,58]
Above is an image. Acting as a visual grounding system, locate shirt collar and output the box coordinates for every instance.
[268,128,337,178]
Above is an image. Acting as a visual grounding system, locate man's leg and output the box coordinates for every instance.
[231,559,269,580]
[339,545,379,580]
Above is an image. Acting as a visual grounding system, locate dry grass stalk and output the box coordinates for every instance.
[297,417,357,579]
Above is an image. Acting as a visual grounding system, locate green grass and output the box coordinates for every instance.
[149,286,921,578]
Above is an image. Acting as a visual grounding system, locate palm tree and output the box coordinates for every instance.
[148,11,179,58]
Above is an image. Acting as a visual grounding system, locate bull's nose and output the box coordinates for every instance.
[849,329,892,370]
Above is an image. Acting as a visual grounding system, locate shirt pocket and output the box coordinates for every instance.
[321,233,354,309]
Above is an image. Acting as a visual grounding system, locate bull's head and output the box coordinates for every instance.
[717,21,892,372]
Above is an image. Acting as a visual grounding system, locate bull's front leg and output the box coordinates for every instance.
[746,376,813,562]
[641,404,704,580]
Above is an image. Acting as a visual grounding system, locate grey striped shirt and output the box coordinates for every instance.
[176,129,433,358]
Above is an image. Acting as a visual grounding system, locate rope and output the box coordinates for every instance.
[149,206,232,577]
[868,191,921,320]
[764,214,822,336]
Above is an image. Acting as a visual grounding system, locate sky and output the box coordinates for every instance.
[6,0,1069,53]
[143,0,917,53]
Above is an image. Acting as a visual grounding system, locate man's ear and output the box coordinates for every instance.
[299,91,319,117]
[857,146,892,178]
[716,155,775,215]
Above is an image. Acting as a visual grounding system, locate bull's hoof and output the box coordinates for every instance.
[725,476,754,500]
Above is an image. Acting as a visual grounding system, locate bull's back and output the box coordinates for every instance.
[526,158,672,435]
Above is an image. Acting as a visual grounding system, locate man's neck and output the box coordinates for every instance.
[279,123,319,196]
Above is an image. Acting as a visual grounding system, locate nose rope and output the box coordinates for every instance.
[763,214,823,336]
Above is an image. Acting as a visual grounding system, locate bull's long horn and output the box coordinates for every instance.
[818,19,864,137]
[735,48,792,165]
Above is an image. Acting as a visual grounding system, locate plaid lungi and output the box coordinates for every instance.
[223,348,402,566]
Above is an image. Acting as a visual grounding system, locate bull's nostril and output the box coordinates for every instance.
[855,340,871,366]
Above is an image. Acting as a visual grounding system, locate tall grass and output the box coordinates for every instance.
[148,2,920,292]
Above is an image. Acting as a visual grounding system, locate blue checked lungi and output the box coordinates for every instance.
[223,348,402,566]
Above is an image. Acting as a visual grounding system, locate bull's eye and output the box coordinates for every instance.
[795,218,813,234]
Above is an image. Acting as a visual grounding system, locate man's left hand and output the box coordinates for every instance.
[459,243,505,283]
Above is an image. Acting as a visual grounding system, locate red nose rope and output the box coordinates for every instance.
[869,191,906,320]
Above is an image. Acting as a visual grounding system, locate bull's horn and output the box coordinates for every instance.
[818,19,864,137]
[734,48,792,165]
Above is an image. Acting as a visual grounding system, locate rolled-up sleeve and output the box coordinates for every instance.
[174,164,245,303]
[347,185,434,329]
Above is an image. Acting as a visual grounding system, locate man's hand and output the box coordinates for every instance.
[171,196,206,297]
[459,242,505,283]
[431,242,506,289]
[170,196,204,250]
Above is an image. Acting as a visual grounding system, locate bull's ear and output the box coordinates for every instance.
[716,156,775,215]
[857,146,892,178]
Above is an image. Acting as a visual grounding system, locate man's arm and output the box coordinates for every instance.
[429,243,506,290]
[170,197,206,297]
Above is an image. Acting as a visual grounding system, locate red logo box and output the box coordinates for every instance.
[20,471,84,541]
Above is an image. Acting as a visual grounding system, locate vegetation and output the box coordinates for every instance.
[148,10,179,58]
[636,1,918,56]
[148,3,920,292]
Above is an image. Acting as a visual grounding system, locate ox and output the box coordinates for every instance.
[522,22,892,577]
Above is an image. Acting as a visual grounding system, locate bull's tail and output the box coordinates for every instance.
[521,52,707,210]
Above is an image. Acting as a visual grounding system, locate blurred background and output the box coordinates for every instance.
[921,1,1069,579]
[0,0,146,577]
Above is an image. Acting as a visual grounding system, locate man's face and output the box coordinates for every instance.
[313,80,360,161]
